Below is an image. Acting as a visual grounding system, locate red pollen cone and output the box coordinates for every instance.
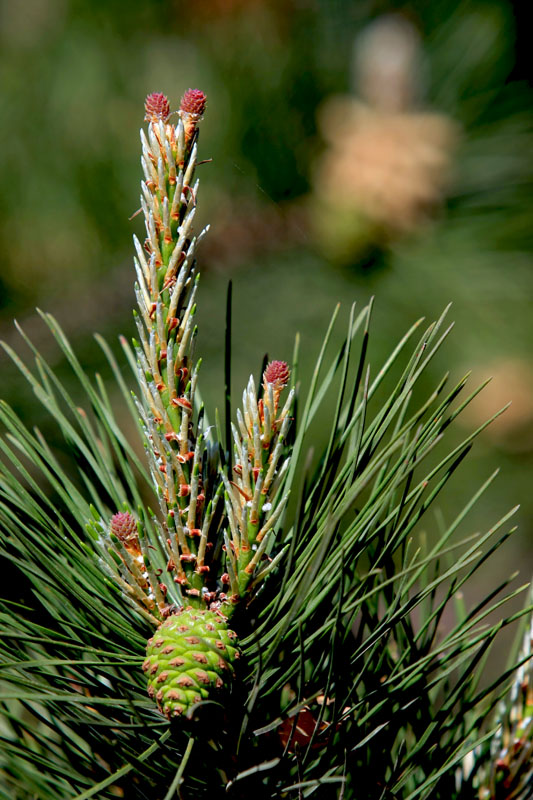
[144,92,171,123]
[180,88,207,117]
[263,360,290,388]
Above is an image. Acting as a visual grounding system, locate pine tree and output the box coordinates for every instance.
[0,89,531,799]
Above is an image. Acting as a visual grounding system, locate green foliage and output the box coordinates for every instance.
[0,298,529,797]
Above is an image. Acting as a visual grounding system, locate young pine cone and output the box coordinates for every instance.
[143,608,240,718]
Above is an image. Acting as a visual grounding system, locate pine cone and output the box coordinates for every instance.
[311,97,459,262]
[180,88,207,117]
[143,607,240,718]
[144,92,171,123]
[263,360,290,389]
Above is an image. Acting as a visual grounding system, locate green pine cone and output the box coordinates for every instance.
[143,607,240,718]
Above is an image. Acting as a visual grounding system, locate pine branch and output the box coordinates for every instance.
[0,88,528,799]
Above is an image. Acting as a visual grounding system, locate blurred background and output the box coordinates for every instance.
[0,0,532,647]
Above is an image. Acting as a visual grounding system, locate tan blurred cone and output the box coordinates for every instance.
[458,359,533,453]
[316,99,457,234]
[311,15,458,262]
